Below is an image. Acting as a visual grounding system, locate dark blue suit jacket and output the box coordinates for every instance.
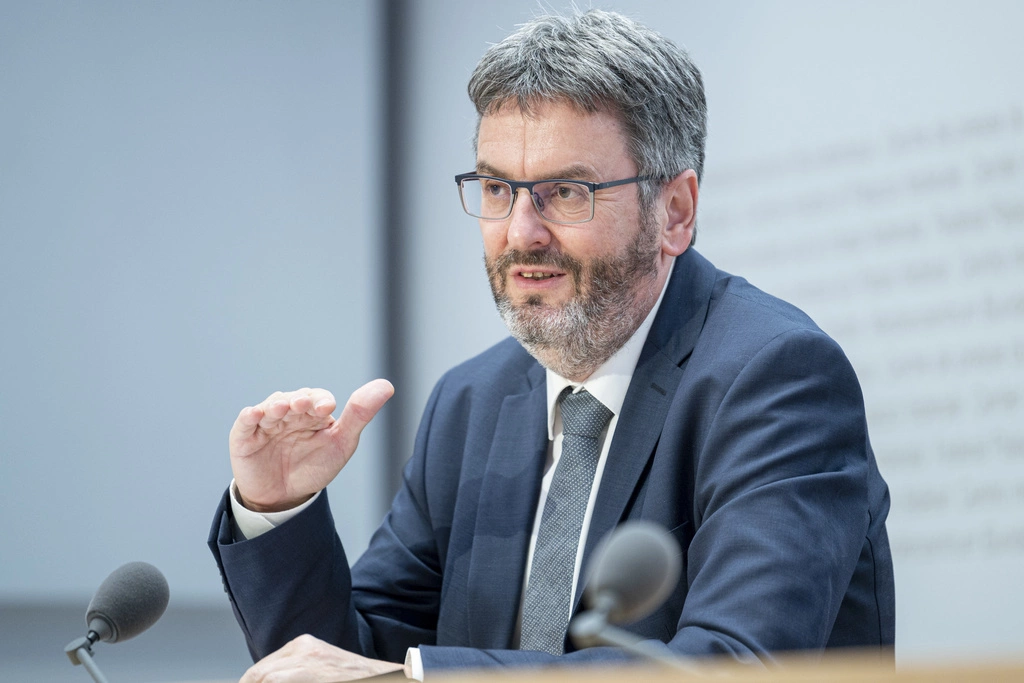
[209,249,895,671]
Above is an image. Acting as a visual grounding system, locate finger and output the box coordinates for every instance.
[281,388,336,417]
[257,393,292,426]
[238,631,306,683]
[240,657,269,683]
[232,405,265,437]
[289,392,315,415]
[280,393,336,432]
[331,379,394,448]
[309,388,337,416]
[240,653,298,683]
[229,406,267,464]
[262,389,328,421]
[242,663,316,683]
[239,662,260,683]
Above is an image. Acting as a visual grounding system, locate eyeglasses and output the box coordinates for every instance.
[454,172,654,225]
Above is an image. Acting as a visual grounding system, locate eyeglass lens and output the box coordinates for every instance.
[460,179,592,223]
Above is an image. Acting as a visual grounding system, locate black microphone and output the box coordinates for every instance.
[570,521,695,671]
[65,562,170,683]
[582,520,681,624]
[86,561,170,643]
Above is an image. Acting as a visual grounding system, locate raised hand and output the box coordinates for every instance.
[229,380,394,512]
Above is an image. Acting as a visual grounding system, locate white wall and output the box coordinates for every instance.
[401,0,1024,662]
[0,1,384,604]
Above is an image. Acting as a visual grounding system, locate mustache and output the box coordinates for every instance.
[487,249,584,284]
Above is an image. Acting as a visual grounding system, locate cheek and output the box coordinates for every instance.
[480,223,509,256]
[560,230,617,262]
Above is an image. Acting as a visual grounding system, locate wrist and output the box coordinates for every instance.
[228,481,323,541]
[236,486,314,513]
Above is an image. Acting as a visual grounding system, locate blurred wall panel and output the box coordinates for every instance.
[0,1,384,605]
[400,0,1024,662]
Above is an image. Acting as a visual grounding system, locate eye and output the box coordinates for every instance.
[483,180,509,197]
[551,183,587,202]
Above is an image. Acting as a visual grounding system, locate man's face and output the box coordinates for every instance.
[476,100,668,380]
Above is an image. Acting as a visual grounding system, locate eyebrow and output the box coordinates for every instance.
[474,161,598,182]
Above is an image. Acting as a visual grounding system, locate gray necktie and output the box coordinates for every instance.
[519,388,613,655]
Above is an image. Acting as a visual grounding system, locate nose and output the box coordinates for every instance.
[506,187,553,251]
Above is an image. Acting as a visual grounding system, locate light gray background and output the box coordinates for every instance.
[1,1,1021,681]
[1,2,382,680]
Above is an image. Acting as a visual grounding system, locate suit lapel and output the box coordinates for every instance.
[575,249,719,609]
[467,362,548,649]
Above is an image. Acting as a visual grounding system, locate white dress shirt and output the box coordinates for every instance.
[230,270,672,679]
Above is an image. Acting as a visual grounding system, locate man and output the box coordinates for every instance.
[209,10,894,682]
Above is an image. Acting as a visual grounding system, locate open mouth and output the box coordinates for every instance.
[519,271,562,281]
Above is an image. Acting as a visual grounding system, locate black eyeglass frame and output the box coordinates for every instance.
[454,172,655,224]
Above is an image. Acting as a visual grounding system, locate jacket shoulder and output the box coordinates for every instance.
[438,336,541,395]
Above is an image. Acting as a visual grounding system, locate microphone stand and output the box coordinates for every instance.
[569,594,700,674]
[65,631,111,683]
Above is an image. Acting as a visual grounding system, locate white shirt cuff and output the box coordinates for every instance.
[228,479,321,541]
[404,647,424,681]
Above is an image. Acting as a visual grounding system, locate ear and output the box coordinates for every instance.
[659,169,699,257]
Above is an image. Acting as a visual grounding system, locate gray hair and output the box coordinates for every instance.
[468,9,707,221]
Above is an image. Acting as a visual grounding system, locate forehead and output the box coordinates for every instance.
[476,100,633,179]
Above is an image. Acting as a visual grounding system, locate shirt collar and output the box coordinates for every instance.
[545,268,673,439]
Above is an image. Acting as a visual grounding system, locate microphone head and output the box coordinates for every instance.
[86,562,169,643]
[582,521,681,625]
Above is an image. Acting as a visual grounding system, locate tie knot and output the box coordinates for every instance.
[559,388,613,438]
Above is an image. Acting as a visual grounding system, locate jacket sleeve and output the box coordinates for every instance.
[669,327,881,655]
[207,377,449,663]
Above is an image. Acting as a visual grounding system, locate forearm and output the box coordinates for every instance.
[417,633,754,673]
[209,489,367,660]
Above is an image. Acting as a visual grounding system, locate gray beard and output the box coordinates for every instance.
[486,218,661,381]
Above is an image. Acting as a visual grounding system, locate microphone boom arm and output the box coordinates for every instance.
[64,635,111,683]
[570,608,699,674]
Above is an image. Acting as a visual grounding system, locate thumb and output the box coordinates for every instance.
[332,379,395,451]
